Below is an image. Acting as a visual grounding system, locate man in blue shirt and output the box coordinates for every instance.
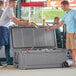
[46,1,76,66]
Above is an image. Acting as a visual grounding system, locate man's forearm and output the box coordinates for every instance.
[11,17,29,26]
[17,21,28,26]
[50,24,61,30]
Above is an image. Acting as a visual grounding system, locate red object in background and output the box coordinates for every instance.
[19,19,25,21]
[6,1,9,7]
[47,0,61,7]
[20,2,44,7]
[27,49,31,51]
[47,0,76,7]
[68,0,76,7]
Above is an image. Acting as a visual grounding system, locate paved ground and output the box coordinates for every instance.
[0,65,76,76]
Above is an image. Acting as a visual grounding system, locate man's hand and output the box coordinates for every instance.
[45,27,51,31]
[27,22,33,26]
[30,22,39,29]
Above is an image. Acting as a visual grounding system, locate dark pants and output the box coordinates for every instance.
[0,26,12,65]
[5,45,12,65]
[56,29,62,48]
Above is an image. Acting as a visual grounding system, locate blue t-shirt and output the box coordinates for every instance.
[61,9,76,33]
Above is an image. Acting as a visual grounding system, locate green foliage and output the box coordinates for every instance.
[30,9,65,22]
[43,10,65,20]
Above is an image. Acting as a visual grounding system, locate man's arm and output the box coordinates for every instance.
[46,21,64,31]
[50,21,64,30]
[11,17,31,26]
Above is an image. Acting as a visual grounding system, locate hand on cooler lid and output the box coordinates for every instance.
[45,27,50,31]
[27,22,34,26]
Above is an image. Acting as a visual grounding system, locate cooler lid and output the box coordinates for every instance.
[10,26,57,49]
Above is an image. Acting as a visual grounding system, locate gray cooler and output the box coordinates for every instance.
[10,26,67,70]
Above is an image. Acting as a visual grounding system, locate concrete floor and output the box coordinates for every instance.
[0,66,76,76]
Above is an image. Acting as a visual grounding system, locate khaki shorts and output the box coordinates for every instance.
[66,33,76,50]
